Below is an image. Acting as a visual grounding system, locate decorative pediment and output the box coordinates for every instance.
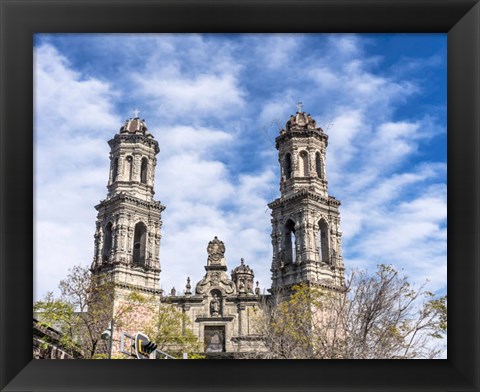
[207,236,226,266]
[195,270,236,296]
[195,236,236,296]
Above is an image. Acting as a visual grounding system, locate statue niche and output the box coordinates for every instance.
[209,290,222,317]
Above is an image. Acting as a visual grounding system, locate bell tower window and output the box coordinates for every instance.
[285,219,296,263]
[112,158,118,183]
[125,156,133,181]
[284,153,292,179]
[103,222,113,262]
[140,157,148,184]
[316,152,322,178]
[133,222,147,266]
[299,150,308,177]
[318,219,329,263]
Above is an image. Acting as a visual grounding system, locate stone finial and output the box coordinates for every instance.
[133,108,140,118]
[185,277,192,295]
[296,101,303,113]
[255,281,260,296]
[170,287,176,296]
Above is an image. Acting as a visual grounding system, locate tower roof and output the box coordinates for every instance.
[283,111,323,133]
[119,116,151,136]
[232,258,254,276]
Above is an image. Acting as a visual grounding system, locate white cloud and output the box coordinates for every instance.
[34,34,447,305]
[34,44,119,137]
[133,72,246,116]
[256,34,302,70]
[34,43,119,300]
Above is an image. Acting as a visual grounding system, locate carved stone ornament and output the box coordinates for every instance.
[284,111,320,132]
[195,271,236,295]
[210,294,221,316]
[207,236,226,266]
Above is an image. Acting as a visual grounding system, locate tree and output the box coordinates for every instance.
[35,266,121,358]
[255,264,447,359]
[34,265,203,359]
[144,302,203,359]
[33,291,80,357]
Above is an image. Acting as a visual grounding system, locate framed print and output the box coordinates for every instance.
[1,0,479,391]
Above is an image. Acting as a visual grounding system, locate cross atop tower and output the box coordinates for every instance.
[133,108,140,118]
[296,101,303,113]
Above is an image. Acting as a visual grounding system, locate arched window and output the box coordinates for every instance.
[284,219,296,263]
[112,158,118,183]
[133,222,147,266]
[299,150,309,177]
[316,152,322,178]
[318,219,329,263]
[103,222,113,262]
[125,156,133,181]
[140,158,148,184]
[284,153,292,180]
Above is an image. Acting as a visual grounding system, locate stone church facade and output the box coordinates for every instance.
[89,107,346,356]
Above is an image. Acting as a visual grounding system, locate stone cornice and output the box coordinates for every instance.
[269,281,346,296]
[268,189,341,209]
[93,261,160,273]
[195,316,234,322]
[225,295,262,304]
[95,193,165,212]
[231,335,265,342]
[162,295,205,305]
[115,281,163,295]
[109,133,160,154]
[275,128,328,149]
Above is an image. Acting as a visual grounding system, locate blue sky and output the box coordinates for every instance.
[33,33,447,302]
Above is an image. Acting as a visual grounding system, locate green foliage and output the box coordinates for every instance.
[34,292,81,356]
[258,265,447,359]
[34,265,203,359]
[145,304,203,358]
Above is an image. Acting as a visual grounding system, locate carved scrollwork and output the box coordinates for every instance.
[207,236,225,265]
[195,277,209,294]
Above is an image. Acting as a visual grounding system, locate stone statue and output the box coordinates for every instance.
[210,294,221,317]
[239,279,245,293]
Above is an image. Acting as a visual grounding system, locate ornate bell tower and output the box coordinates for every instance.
[90,112,165,298]
[268,104,345,292]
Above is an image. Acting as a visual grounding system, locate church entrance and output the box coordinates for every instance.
[204,326,225,353]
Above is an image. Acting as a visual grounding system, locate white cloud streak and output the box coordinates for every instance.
[34,34,446,305]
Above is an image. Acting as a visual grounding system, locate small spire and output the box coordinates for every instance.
[133,108,140,118]
[185,277,192,295]
[296,101,303,113]
[240,258,244,265]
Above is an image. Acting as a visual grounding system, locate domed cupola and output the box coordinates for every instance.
[120,112,150,136]
[281,103,324,135]
[231,258,255,294]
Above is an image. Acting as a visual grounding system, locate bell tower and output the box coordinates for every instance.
[90,112,165,298]
[268,104,345,292]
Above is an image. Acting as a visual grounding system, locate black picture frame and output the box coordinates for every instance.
[1,1,479,391]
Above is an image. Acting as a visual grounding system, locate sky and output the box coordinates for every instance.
[33,33,447,303]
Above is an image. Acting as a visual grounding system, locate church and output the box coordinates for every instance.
[89,107,346,356]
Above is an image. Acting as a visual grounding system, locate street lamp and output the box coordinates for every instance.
[101,320,114,359]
